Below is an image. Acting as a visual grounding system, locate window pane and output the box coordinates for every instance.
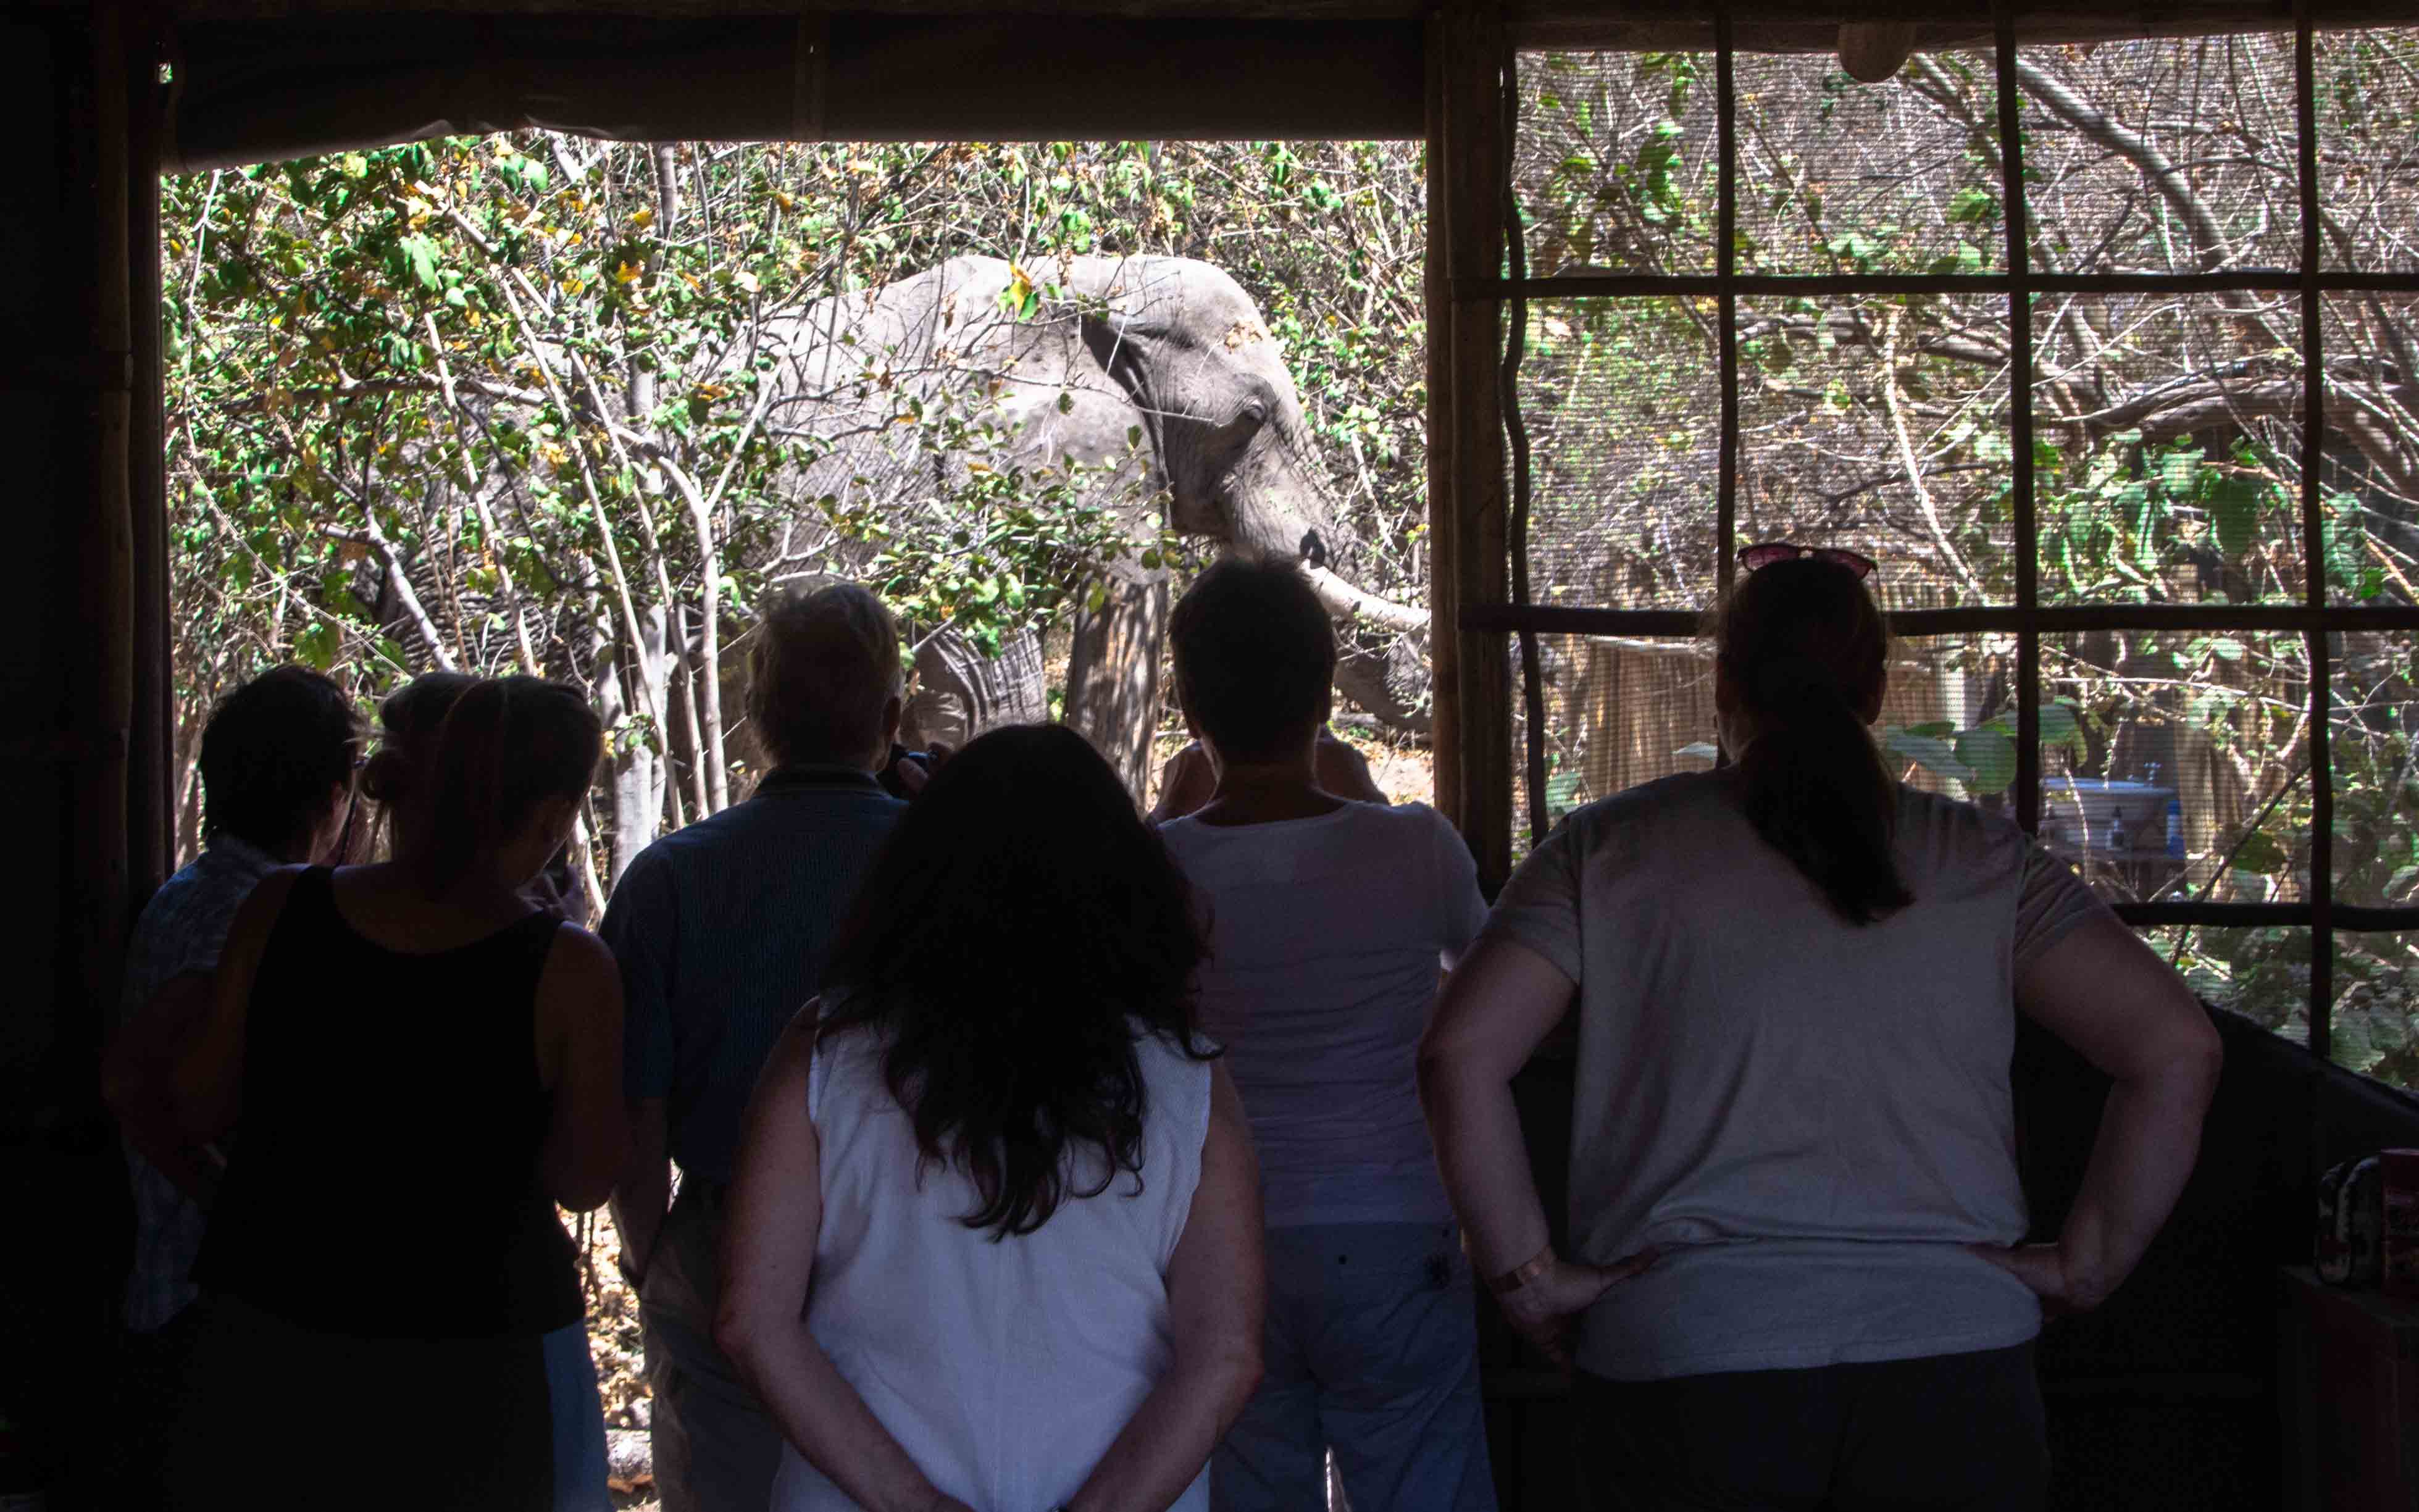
[1513,632,2017,842]
[1519,297,1719,611]
[2317,27,2419,272]
[2321,294,2419,604]
[2144,925,2310,1045]
[1734,49,2002,275]
[2042,630,2311,903]
[2020,35,2301,274]
[1876,633,2023,809]
[1513,632,1714,848]
[1738,292,2015,609]
[2334,932,2419,1089]
[2033,293,2305,604]
[2332,632,2419,908]
[1515,51,1718,277]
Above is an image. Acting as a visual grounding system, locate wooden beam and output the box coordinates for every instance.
[161,0,2406,54]
[1430,0,1513,889]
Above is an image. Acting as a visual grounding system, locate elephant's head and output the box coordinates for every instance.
[1062,261,1403,601]
[1063,257,1428,724]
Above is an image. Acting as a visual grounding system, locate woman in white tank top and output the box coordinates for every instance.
[716,724,1266,1512]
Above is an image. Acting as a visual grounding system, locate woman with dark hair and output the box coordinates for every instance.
[162,674,629,1511]
[1419,548,2223,1510]
[717,723,1265,1512]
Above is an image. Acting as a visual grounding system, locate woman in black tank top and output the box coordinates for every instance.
[161,675,629,1512]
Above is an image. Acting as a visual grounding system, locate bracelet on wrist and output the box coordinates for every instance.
[1485,1243,1556,1296]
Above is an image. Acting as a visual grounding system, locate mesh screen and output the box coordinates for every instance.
[1515,51,1718,277]
[2033,293,2307,604]
[2321,294,2419,604]
[1513,632,1716,845]
[1737,293,2015,609]
[1518,297,1720,609]
[1511,631,2016,847]
[1733,49,2002,276]
[2331,631,2419,908]
[2019,35,2302,274]
[2318,28,2419,271]
[2040,630,2310,903]
[2142,925,2310,1045]
[2335,932,2419,1086]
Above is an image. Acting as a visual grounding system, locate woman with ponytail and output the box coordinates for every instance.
[164,674,627,1511]
[717,724,1265,1512]
[1419,548,2221,1511]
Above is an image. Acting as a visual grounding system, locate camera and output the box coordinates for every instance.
[877,743,934,799]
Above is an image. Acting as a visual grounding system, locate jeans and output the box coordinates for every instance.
[1214,1221,1496,1512]
[641,1185,785,1512]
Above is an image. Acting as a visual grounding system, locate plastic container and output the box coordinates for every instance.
[2044,777,2175,851]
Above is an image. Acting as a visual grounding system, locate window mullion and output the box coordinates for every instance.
[1716,8,1738,596]
[1995,1,2041,838]
[2297,4,2334,1061]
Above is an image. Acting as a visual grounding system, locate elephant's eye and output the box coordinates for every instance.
[1223,400,1269,433]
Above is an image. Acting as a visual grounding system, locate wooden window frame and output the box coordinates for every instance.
[1431,1,2419,1063]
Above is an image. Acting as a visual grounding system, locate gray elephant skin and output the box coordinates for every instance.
[755,253,1427,792]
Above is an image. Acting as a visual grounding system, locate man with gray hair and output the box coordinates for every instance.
[603,582,910,1512]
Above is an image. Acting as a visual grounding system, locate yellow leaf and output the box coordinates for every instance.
[615,261,645,285]
[630,207,655,228]
[774,191,795,211]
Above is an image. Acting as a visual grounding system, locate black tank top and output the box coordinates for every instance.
[194,867,583,1338]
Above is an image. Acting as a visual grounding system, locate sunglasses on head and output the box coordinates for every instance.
[1739,541,1878,580]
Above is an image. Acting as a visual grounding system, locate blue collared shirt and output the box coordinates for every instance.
[117,834,280,1333]
[600,767,905,1185]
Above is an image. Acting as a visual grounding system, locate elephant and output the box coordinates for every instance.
[750,253,1429,792]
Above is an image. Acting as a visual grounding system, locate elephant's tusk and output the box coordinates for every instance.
[1300,565,1429,635]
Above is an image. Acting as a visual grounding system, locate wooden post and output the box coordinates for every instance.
[80,0,136,1052]
[127,4,169,907]
[1427,1,1511,889]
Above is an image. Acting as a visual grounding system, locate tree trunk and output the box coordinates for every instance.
[1064,574,1169,799]
[596,603,674,889]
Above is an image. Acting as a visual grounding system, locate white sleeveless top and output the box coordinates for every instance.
[772,1017,1216,1512]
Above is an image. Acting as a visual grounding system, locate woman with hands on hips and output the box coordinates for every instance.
[1417,546,2221,1511]
[715,724,1264,1512]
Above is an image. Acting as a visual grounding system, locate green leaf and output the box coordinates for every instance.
[2231,829,2287,875]
[2158,449,2200,496]
[2038,701,2079,745]
[1882,729,1974,784]
[2207,637,2247,662]
[1946,186,1997,225]
[2208,472,2263,559]
[1904,720,1955,738]
[296,621,340,670]
[1953,727,2018,793]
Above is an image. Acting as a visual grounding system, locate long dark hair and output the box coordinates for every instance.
[1715,557,1912,924]
[820,723,1214,1240]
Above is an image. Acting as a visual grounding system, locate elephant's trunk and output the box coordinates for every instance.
[1301,564,1427,635]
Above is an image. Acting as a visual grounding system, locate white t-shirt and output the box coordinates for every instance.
[775,1021,1213,1512]
[1160,801,1489,1229]
[1482,771,2112,1380]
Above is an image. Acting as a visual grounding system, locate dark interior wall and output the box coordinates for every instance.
[0,5,132,1487]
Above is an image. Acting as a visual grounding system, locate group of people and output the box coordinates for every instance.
[101,546,2223,1512]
